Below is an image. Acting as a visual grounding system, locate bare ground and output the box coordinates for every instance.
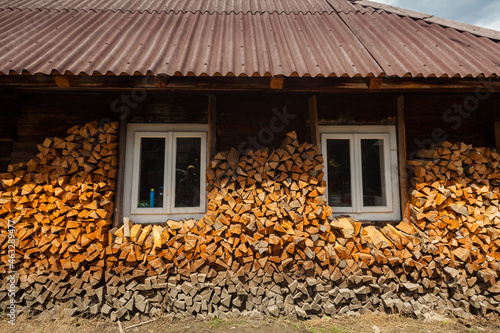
[1,312,499,333]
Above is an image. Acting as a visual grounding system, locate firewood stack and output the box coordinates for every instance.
[0,121,118,308]
[0,125,499,321]
[408,142,500,282]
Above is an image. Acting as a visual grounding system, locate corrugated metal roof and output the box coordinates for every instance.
[0,0,499,78]
[354,0,500,41]
[0,9,382,77]
[340,12,500,78]
[0,0,337,14]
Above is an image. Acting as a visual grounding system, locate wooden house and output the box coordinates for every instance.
[0,0,500,320]
[0,0,499,226]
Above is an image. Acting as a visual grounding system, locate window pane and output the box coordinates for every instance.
[361,139,386,207]
[326,139,351,207]
[138,138,165,208]
[175,137,201,208]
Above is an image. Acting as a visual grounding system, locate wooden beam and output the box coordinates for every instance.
[2,76,500,93]
[153,74,168,88]
[270,77,284,90]
[54,76,71,88]
[113,118,128,227]
[308,95,319,146]
[495,121,500,152]
[208,94,217,163]
[365,77,383,90]
[492,99,500,151]
[397,95,410,223]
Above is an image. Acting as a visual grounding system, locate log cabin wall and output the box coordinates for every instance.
[3,90,499,175]
[215,93,310,153]
[0,91,209,172]
[316,93,398,125]
[126,93,208,124]
[7,91,121,165]
[0,92,16,172]
[316,92,499,156]
[404,94,499,156]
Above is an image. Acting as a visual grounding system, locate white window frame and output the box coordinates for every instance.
[124,124,208,223]
[320,125,401,221]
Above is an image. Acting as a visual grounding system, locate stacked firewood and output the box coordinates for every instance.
[103,132,422,279]
[0,121,118,277]
[0,125,499,321]
[408,142,500,278]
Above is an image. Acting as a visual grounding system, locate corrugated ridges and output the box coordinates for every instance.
[0,1,499,78]
[353,0,500,41]
[0,0,337,14]
[0,9,382,77]
[340,11,500,78]
[327,0,370,14]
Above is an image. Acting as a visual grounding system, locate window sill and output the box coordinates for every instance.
[332,211,401,221]
[127,213,207,224]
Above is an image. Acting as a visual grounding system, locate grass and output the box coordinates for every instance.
[208,316,250,330]
[310,326,347,333]
[1,312,499,333]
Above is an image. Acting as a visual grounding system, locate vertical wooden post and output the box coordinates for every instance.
[208,94,217,163]
[397,95,410,223]
[308,95,319,146]
[113,118,127,227]
[495,120,500,152]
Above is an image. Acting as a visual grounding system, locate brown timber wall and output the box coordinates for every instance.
[3,91,499,175]
[215,93,310,153]
[1,92,209,171]
[0,93,16,172]
[316,93,398,125]
[404,94,498,155]
[7,92,120,164]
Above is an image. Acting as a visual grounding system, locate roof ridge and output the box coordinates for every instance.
[0,7,335,14]
[0,7,342,15]
[353,0,500,41]
[0,0,337,15]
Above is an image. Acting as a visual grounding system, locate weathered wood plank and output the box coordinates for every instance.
[1,76,499,93]
[308,95,319,146]
[495,120,500,152]
[113,118,127,227]
[208,94,217,163]
[397,95,410,223]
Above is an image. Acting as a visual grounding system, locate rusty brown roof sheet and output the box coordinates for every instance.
[0,9,382,77]
[353,0,500,41]
[0,0,338,14]
[340,12,500,78]
[0,0,499,78]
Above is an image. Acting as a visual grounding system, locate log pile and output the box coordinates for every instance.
[0,121,118,275]
[408,142,500,280]
[0,124,499,321]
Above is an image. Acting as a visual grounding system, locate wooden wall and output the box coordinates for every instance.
[215,93,310,153]
[6,91,121,164]
[316,93,398,125]
[404,94,498,155]
[316,92,499,156]
[0,93,16,171]
[127,93,208,124]
[0,91,209,170]
[0,89,497,173]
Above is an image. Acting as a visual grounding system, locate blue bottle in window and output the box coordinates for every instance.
[150,188,155,207]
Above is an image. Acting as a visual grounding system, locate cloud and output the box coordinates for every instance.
[372,0,500,31]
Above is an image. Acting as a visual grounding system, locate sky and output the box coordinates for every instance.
[373,0,500,31]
